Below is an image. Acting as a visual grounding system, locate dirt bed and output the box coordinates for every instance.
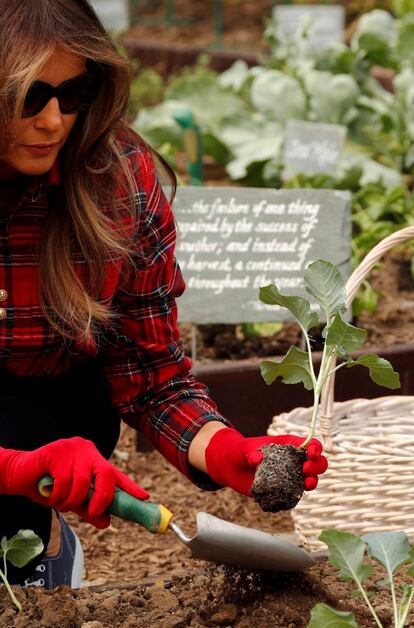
[2,423,413,627]
[3,560,410,628]
[125,0,375,55]
[127,0,273,53]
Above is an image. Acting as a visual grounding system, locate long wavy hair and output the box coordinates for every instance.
[0,0,175,346]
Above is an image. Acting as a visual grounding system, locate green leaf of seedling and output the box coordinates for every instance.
[362,531,410,576]
[0,536,7,557]
[347,354,400,389]
[304,260,347,321]
[406,546,414,576]
[3,530,44,568]
[308,603,359,627]
[260,346,313,389]
[399,583,414,621]
[325,312,367,354]
[319,529,373,583]
[259,285,319,332]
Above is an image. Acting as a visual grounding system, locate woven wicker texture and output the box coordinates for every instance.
[267,225,414,549]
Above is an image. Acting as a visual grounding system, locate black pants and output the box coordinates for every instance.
[0,359,120,583]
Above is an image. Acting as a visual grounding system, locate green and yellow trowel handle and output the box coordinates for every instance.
[37,475,174,534]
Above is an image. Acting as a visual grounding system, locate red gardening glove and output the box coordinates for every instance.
[205,428,328,496]
[0,437,149,529]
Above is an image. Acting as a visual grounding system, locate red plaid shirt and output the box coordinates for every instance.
[0,136,229,488]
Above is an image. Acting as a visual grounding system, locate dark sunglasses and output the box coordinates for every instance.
[22,65,102,118]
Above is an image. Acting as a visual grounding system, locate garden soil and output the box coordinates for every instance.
[1,253,413,626]
[127,0,274,53]
[2,413,414,627]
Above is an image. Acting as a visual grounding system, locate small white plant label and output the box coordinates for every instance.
[283,121,347,178]
[273,5,345,51]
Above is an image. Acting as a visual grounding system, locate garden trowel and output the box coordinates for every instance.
[38,476,317,572]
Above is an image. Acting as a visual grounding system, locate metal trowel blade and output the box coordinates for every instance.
[170,512,315,572]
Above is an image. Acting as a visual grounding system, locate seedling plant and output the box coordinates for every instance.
[250,259,400,512]
[309,529,414,628]
[259,259,400,448]
[256,260,410,624]
[0,530,44,612]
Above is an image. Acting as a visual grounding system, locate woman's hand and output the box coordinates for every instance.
[205,428,328,496]
[0,437,149,528]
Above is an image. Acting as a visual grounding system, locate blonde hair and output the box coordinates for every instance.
[0,0,175,346]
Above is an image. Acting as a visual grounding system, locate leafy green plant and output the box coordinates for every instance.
[114,42,167,118]
[240,322,284,338]
[393,0,414,17]
[0,530,44,613]
[351,183,414,314]
[133,7,414,189]
[352,184,414,264]
[259,259,400,446]
[309,529,414,627]
[127,66,165,115]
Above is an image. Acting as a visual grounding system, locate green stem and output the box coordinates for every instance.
[0,565,22,613]
[315,344,331,399]
[301,317,337,447]
[301,334,332,448]
[302,390,320,448]
[389,574,399,627]
[399,587,414,627]
[302,328,317,387]
[355,578,384,628]
[322,357,347,385]
[300,326,319,448]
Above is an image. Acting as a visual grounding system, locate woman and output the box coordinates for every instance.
[0,0,327,589]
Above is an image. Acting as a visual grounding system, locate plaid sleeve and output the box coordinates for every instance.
[100,143,232,489]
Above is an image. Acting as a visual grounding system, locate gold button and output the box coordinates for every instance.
[0,308,6,320]
[0,289,7,301]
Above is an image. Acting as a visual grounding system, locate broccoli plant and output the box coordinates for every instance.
[259,259,400,448]
[0,530,44,612]
[252,259,400,512]
[309,529,414,628]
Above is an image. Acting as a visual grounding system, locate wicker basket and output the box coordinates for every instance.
[267,225,414,549]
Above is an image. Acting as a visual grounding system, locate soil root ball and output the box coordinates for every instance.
[252,443,306,512]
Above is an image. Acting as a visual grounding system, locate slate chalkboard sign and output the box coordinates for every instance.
[273,5,345,51]
[283,121,347,178]
[173,187,352,324]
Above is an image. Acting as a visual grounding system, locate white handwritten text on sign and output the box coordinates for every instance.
[283,121,347,177]
[173,187,351,324]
